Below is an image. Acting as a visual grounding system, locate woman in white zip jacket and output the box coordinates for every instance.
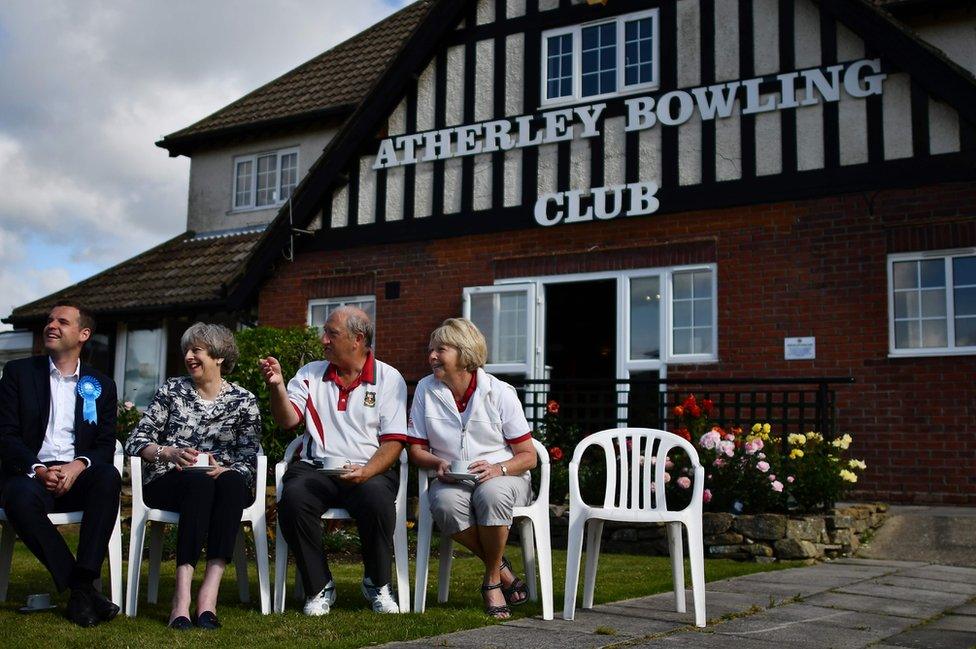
[406,318,537,619]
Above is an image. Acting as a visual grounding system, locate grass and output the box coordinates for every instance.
[0,530,797,648]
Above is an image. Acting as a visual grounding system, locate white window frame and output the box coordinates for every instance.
[114,321,168,409]
[231,147,299,212]
[667,265,719,363]
[540,7,660,107]
[307,296,377,332]
[462,284,537,377]
[887,248,976,357]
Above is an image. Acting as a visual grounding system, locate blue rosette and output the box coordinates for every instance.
[77,376,102,424]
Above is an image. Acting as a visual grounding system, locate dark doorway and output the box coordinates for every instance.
[544,279,617,433]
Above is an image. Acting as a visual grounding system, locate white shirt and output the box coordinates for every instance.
[286,353,407,465]
[407,368,532,467]
[37,358,81,463]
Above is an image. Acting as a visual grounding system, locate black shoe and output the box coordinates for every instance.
[168,615,192,630]
[196,610,220,630]
[65,589,99,628]
[87,589,121,622]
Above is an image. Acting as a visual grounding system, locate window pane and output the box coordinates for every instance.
[892,261,917,289]
[673,272,692,298]
[693,327,713,354]
[954,256,976,286]
[921,319,947,347]
[629,277,660,360]
[581,73,599,97]
[954,286,976,317]
[309,304,331,329]
[919,259,945,288]
[920,288,946,317]
[894,320,919,349]
[893,291,917,319]
[256,154,278,206]
[581,23,616,96]
[546,34,573,99]
[673,300,691,327]
[123,327,162,409]
[673,328,692,355]
[955,317,976,347]
[624,17,654,86]
[497,292,527,363]
[235,160,252,207]
[470,294,495,352]
[279,152,298,201]
[693,298,711,326]
[692,271,712,297]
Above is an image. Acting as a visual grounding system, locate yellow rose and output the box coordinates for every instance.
[751,423,762,434]
[788,433,806,446]
[839,469,858,483]
[762,423,771,435]
[849,459,867,470]
[790,449,804,459]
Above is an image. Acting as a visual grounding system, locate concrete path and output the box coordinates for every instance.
[856,505,976,567]
[381,559,976,649]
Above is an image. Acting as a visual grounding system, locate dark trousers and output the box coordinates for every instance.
[144,470,248,567]
[1,463,121,592]
[278,461,397,596]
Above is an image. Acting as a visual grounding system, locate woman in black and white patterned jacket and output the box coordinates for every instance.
[124,322,260,630]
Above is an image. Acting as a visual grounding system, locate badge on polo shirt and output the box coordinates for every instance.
[364,391,376,407]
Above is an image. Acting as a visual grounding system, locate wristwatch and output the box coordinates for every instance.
[500,463,508,476]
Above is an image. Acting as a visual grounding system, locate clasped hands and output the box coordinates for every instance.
[36,459,86,496]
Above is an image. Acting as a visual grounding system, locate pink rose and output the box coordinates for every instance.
[664,472,671,483]
[677,477,691,489]
[787,476,795,483]
[768,474,776,481]
[713,458,725,468]
[718,440,736,457]
[756,461,770,473]
[724,434,735,442]
[665,459,674,470]
[703,488,712,503]
[771,480,784,492]
[744,439,764,455]
[699,431,721,450]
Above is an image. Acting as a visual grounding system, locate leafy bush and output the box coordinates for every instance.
[535,400,606,504]
[226,326,323,464]
[117,400,141,444]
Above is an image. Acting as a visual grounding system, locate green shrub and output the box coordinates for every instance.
[226,326,323,464]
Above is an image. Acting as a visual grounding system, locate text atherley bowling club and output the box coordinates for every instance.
[372,59,886,227]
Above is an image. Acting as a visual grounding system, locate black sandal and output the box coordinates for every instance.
[480,582,511,619]
[500,556,528,606]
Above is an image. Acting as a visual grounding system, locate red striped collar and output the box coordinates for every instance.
[324,351,376,389]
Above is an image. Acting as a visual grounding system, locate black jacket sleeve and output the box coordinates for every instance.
[0,359,40,475]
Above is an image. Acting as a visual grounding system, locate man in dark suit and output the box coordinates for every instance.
[0,303,122,627]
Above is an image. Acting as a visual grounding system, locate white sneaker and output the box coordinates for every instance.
[303,580,337,616]
[361,577,399,613]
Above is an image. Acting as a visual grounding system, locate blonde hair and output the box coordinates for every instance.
[429,318,487,372]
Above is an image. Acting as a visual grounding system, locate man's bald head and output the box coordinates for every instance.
[330,305,374,348]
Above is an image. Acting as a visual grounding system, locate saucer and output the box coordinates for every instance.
[444,471,478,481]
[317,467,351,476]
[18,604,57,613]
[183,465,213,473]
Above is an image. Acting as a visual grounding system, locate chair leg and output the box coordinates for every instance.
[109,506,123,610]
[686,523,707,627]
[666,521,686,613]
[147,522,164,604]
[0,521,16,602]
[519,518,538,602]
[532,513,554,621]
[126,513,148,617]
[582,519,604,609]
[273,522,289,613]
[413,506,433,613]
[251,517,271,615]
[393,515,409,613]
[562,508,586,620]
[437,536,453,604]
[234,530,250,603]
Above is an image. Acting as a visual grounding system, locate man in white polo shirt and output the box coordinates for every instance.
[260,306,406,615]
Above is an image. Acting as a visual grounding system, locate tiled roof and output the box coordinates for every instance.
[5,229,265,323]
[157,0,433,153]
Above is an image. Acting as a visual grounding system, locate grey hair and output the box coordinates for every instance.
[180,322,239,374]
[333,305,374,348]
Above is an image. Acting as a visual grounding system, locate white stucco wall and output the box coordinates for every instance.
[186,127,336,233]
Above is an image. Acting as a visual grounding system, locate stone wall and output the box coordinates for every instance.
[538,503,888,562]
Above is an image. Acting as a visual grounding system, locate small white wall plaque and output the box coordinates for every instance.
[784,337,816,360]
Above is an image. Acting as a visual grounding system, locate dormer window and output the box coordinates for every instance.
[541,8,659,105]
[233,147,299,211]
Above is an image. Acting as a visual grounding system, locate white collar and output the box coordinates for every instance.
[48,357,81,380]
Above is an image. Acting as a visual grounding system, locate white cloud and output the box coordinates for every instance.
[0,0,409,321]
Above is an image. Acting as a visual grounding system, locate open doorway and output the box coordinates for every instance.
[544,279,617,432]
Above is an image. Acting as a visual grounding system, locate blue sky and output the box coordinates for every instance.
[0,0,410,329]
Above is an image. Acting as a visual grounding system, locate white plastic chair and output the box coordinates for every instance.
[562,428,705,626]
[0,441,124,609]
[125,448,270,616]
[272,437,410,613]
[413,438,554,619]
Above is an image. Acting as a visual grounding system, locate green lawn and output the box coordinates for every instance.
[0,533,796,648]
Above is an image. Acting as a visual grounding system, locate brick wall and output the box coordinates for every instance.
[258,180,976,505]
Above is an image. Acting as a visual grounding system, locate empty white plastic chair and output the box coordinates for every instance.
[562,428,705,626]
[413,438,554,619]
[0,441,124,609]
[272,437,410,613]
[125,448,270,616]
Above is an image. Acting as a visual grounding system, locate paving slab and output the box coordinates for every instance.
[594,603,704,625]
[895,565,976,583]
[873,575,976,596]
[644,632,794,649]
[705,577,821,601]
[389,624,613,649]
[504,607,678,638]
[835,581,971,607]
[612,590,768,619]
[829,558,929,569]
[925,614,976,633]
[706,603,915,637]
[802,591,945,619]
[882,628,976,649]
[952,601,976,616]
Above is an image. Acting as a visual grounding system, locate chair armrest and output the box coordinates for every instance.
[128,455,145,510]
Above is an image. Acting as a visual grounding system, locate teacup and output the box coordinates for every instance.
[321,456,349,471]
[449,460,473,475]
[23,593,53,611]
[194,452,210,468]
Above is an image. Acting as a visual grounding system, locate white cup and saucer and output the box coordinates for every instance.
[316,456,351,476]
[444,460,477,481]
[19,593,57,613]
[184,451,211,473]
